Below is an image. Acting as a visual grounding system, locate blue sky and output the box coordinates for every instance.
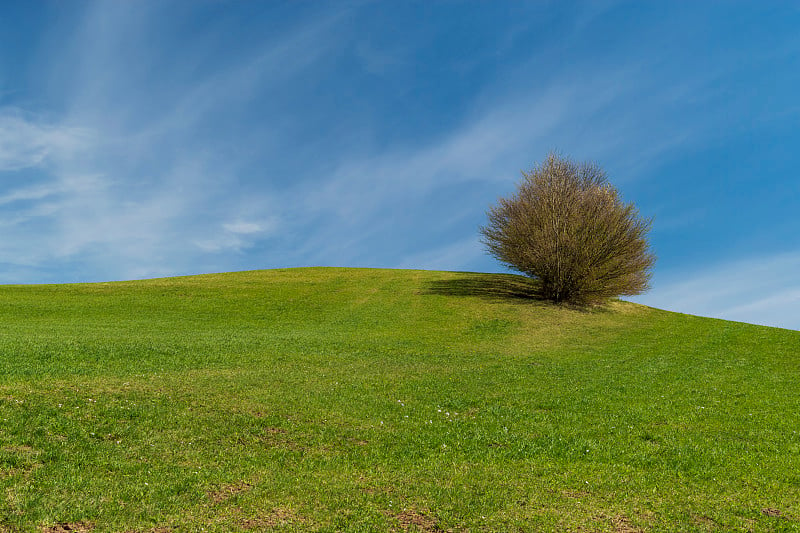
[1,1,798,330]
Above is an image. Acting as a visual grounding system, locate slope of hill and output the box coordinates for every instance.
[0,268,797,532]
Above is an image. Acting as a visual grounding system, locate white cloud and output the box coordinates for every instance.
[0,183,63,206]
[196,218,277,253]
[0,109,90,171]
[223,221,264,235]
[194,237,245,254]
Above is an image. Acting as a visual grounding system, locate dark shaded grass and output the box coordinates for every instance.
[423,272,543,302]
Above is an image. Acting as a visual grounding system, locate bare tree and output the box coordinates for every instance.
[480,152,655,305]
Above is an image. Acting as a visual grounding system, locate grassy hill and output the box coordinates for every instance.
[0,267,798,532]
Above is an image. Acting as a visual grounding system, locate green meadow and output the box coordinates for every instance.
[0,267,798,532]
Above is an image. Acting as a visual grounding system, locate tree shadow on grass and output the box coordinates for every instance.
[422,273,549,304]
[423,273,618,312]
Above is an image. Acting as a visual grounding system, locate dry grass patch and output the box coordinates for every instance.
[691,514,717,530]
[388,508,440,532]
[40,523,94,533]
[241,507,305,530]
[610,515,642,533]
[208,480,254,504]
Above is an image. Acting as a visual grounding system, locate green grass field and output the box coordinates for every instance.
[0,267,798,532]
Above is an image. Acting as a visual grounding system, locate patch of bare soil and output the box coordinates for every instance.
[391,509,440,532]
[41,523,94,533]
[241,508,305,530]
[254,427,302,451]
[691,514,717,529]
[3,445,36,454]
[208,481,253,504]
[585,512,644,533]
[610,515,642,533]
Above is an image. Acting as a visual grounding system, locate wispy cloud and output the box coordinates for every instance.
[284,53,727,272]
[0,1,344,282]
[223,221,266,235]
[0,181,63,206]
[0,109,90,171]
[196,218,278,253]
